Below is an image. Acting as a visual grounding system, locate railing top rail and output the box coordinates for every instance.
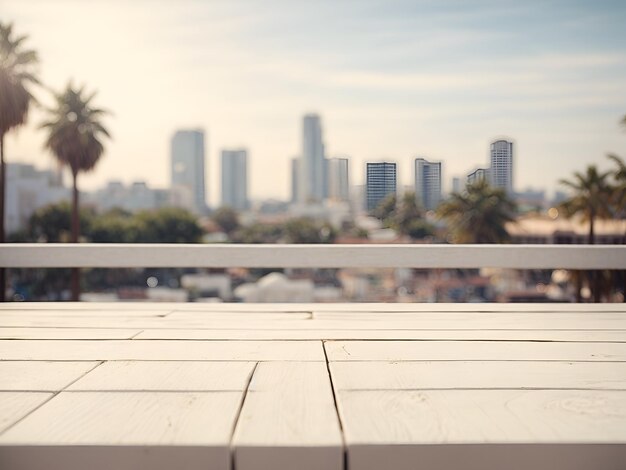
[1,243,625,269]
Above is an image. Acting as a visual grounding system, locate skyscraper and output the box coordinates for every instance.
[366,162,397,212]
[170,129,206,214]
[221,149,248,210]
[290,157,300,203]
[327,157,350,202]
[300,114,326,203]
[490,139,513,193]
[414,158,442,210]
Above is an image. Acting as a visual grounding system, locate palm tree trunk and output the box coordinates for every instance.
[588,214,602,303]
[0,133,5,302]
[70,171,80,302]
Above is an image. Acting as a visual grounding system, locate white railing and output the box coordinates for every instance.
[0,243,625,269]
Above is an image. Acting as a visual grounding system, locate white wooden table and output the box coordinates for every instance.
[0,302,625,470]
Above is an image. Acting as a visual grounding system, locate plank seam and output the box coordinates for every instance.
[229,361,258,470]
[323,340,347,470]
[0,360,104,436]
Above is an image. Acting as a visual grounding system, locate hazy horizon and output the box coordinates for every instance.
[3,0,626,203]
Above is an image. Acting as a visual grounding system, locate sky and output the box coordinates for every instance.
[3,0,626,203]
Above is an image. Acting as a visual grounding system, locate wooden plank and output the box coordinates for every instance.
[0,340,325,361]
[4,313,626,332]
[0,309,169,317]
[330,361,626,390]
[0,361,101,391]
[68,361,255,391]
[0,328,142,340]
[312,303,626,313]
[0,392,52,434]
[2,243,625,269]
[233,362,343,470]
[2,302,625,313]
[135,328,626,342]
[338,389,626,470]
[325,340,626,362]
[0,391,242,470]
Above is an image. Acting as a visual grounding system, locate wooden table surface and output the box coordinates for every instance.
[1,302,625,470]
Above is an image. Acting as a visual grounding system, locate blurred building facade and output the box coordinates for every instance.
[490,139,514,193]
[170,129,206,214]
[5,163,70,233]
[327,157,350,202]
[414,157,442,210]
[366,162,397,211]
[220,149,248,210]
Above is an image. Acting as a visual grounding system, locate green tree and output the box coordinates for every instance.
[232,223,283,244]
[27,201,94,242]
[284,217,336,244]
[370,193,396,223]
[41,83,110,300]
[437,180,517,243]
[394,191,424,236]
[133,208,204,243]
[212,206,240,236]
[0,22,39,301]
[89,208,138,243]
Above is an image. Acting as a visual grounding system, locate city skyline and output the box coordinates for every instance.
[3,0,626,202]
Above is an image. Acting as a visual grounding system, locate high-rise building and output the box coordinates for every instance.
[414,158,442,210]
[5,163,69,234]
[366,162,397,212]
[452,177,463,194]
[490,139,513,193]
[221,149,248,210]
[327,157,350,202]
[290,157,300,203]
[170,129,206,214]
[467,167,489,186]
[299,114,326,203]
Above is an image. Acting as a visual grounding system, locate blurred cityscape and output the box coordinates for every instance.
[6,113,625,303]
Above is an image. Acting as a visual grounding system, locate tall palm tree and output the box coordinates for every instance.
[559,165,613,302]
[437,180,517,243]
[0,22,39,301]
[41,83,110,301]
[559,165,612,245]
[607,154,626,302]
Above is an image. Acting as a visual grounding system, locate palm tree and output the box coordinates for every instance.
[559,165,612,245]
[559,165,613,302]
[0,22,39,301]
[437,180,516,243]
[41,83,110,301]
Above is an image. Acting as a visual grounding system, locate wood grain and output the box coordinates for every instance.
[330,361,626,390]
[0,361,100,391]
[0,340,325,361]
[233,362,343,470]
[68,361,255,391]
[0,391,243,470]
[325,340,626,362]
[0,392,52,434]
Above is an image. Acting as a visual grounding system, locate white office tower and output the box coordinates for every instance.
[300,114,326,203]
[221,149,248,210]
[366,162,397,212]
[327,157,350,202]
[490,139,513,193]
[414,158,442,210]
[170,129,206,214]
